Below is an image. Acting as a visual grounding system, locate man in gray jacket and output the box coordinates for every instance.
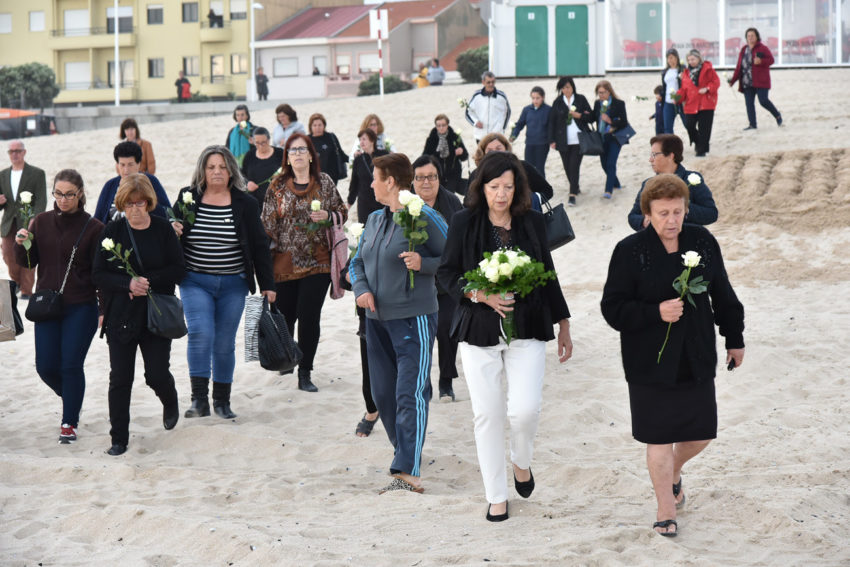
[0,140,47,298]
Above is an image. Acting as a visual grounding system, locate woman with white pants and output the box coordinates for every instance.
[438,152,573,521]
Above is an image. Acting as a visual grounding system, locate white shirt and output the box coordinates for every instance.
[664,68,679,104]
[10,169,23,200]
[563,95,580,146]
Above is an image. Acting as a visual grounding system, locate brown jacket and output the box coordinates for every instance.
[137,138,156,174]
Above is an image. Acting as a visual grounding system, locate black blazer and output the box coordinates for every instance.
[311,132,348,183]
[174,185,274,295]
[548,93,593,151]
[423,126,469,184]
[600,224,744,385]
[347,149,388,221]
[437,207,569,346]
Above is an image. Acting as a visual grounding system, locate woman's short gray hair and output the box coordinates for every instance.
[190,145,246,194]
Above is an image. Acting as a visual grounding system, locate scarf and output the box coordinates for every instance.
[741,47,753,88]
[436,132,450,159]
[228,123,251,160]
[689,63,703,87]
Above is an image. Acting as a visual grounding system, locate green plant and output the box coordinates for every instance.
[357,73,413,97]
[0,62,60,111]
[456,46,489,84]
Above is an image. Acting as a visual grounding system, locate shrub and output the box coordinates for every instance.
[456,45,489,83]
[357,73,413,96]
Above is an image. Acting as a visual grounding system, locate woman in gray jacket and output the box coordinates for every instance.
[349,153,447,495]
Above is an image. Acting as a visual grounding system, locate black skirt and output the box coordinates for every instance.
[628,376,718,445]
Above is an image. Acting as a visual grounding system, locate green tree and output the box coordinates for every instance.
[0,62,60,111]
[357,73,413,97]
[456,46,489,84]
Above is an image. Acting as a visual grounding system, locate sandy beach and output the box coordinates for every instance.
[2,68,849,566]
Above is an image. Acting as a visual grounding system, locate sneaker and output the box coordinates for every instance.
[568,195,576,207]
[59,423,77,443]
[603,192,613,199]
[439,387,455,403]
[743,125,757,131]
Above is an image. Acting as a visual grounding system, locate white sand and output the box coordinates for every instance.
[2,68,849,566]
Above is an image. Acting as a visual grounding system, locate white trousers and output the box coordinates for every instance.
[459,338,546,504]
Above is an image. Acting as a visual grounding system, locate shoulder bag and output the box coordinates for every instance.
[258,297,302,372]
[541,198,576,250]
[25,217,92,322]
[326,210,348,300]
[577,124,604,156]
[333,135,348,180]
[126,221,188,339]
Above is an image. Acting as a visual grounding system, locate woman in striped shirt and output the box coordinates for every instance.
[172,146,276,420]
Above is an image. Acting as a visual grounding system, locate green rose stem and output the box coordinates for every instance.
[103,242,160,315]
[18,200,35,268]
[657,265,693,364]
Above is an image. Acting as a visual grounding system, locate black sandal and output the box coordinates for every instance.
[653,519,678,537]
[673,477,686,509]
[355,414,377,437]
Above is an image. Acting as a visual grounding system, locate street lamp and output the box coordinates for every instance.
[249,2,264,102]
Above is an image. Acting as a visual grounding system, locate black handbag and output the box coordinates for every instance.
[333,134,348,180]
[541,199,576,250]
[258,297,302,372]
[8,281,24,335]
[25,217,92,322]
[578,127,604,156]
[126,222,188,339]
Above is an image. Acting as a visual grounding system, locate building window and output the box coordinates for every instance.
[106,6,133,33]
[182,2,198,23]
[358,53,381,74]
[210,54,224,82]
[312,55,327,75]
[108,60,134,88]
[29,11,45,32]
[231,54,248,74]
[147,4,163,25]
[230,0,247,20]
[335,55,351,75]
[183,56,200,76]
[273,58,298,77]
[64,61,91,90]
[0,13,12,34]
[63,9,90,37]
[148,58,164,78]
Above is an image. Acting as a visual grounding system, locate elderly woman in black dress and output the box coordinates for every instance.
[601,173,745,537]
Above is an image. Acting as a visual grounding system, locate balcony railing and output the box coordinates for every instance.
[200,19,231,29]
[201,76,231,85]
[61,80,136,91]
[51,26,136,37]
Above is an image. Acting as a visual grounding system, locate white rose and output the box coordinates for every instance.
[682,251,701,268]
[347,222,364,239]
[687,173,702,186]
[407,197,423,217]
[478,258,489,270]
[239,121,248,129]
[484,266,500,283]
[488,257,501,271]
[398,190,414,206]
[310,200,321,212]
[102,238,115,251]
[570,105,576,111]
[19,191,33,204]
[182,192,194,205]
[498,263,514,277]
[517,254,531,266]
[454,130,463,138]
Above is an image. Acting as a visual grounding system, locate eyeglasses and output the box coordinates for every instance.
[8,149,24,154]
[125,200,148,209]
[414,174,439,183]
[52,190,78,200]
[254,139,269,147]
[287,146,309,155]
[649,151,665,160]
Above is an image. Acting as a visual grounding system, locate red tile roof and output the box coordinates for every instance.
[337,0,455,38]
[440,35,488,71]
[260,5,374,40]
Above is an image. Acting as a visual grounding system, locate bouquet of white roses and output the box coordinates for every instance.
[393,190,428,289]
[657,250,708,363]
[101,238,160,315]
[17,191,35,268]
[462,247,556,345]
[167,191,196,226]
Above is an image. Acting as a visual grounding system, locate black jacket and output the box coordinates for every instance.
[548,93,593,151]
[423,126,469,186]
[437,207,569,346]
[600,224,744,385]
[93,216,185,341]
[174,186,274,294]
[592,98,634,145]
[347,149,388,222]
[310,132,348,184]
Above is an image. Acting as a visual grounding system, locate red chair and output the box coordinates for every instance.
[795,35,816,60]
[650,39,674,65]
[623,39,646,66]
[767,37,779,52]
[726,37,743,62]
[691,38,718,60]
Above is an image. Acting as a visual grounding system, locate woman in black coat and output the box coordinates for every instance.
[600,173,745,537]
[346,128,388,221]
[93,174,185,456]
[466,133,553,208]
[308,112,348,184]
[547,76,593,206]
[592,80,633,199]
[437,152,572,522]
[423,113,469,196]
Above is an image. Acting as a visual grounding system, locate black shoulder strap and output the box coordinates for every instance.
[125,218,146,273]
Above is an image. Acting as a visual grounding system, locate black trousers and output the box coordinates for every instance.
[558,145,583,196]
[275,272,331,373]
[436,293,459,388]
[108,332,177,446]
[683,110,715,155]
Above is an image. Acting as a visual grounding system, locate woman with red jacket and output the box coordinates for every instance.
[728,27,783,130]
[679,49,721,157]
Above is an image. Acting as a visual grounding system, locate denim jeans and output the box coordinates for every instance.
[743,87,781,128]
[180,271,248,384]
[662,102,678,134]
[523,144,550,180]
[34,300,98,427]
[599,134,622,194]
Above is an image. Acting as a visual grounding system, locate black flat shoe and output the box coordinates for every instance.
[163,402,179,430]
[213,403,237,419]
[486,502,509,522]
[514,468,535,498]
[438,387,455,402]
[106,444,127,456]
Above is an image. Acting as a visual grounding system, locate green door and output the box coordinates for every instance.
[555,5,588,76]
[636,2,670,65]
[515,6,548,77]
